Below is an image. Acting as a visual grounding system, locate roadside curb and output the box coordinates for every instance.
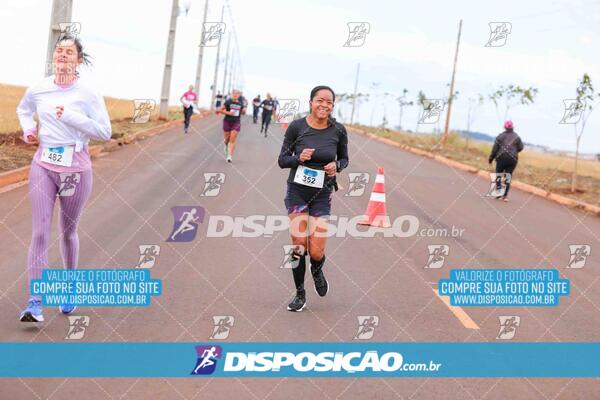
[349,127,600,217]
[0,166,29,191]
[0,111,212,192]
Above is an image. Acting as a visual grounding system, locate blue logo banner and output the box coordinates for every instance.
[0,342,598,378]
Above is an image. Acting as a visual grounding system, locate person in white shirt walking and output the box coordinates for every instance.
[180,85,198,134]
[16,34,111,322]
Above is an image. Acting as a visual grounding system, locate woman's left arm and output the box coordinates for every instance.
[336,125,349,172]
[59,90,112,141]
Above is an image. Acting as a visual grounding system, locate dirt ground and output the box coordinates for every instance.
[0,110,186,173]
[354,125,599,207]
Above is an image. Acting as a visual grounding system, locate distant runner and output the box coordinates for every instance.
[221,89,245,163]
[260,93,276,137]
[180,84,198,134]
[240,92,248,115]
[215,91,223,114]
[252,94,261,124]
[489,120,524,202]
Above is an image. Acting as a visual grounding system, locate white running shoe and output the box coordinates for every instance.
[20,298,44,322]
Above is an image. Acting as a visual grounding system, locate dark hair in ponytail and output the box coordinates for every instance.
[55,33,93,71]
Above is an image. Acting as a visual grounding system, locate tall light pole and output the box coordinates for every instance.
[210,5,225,110]
[46,0,73,77]
[350,62,360,125]
[369,82,380,126]
[224,1,243,90]
[441,19,462,145]
[194,0,209,97]
[159,0,180,120]
[221,32,231,95]
[229,57,236,92]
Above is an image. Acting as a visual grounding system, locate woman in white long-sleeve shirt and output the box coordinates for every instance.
[16,34,111,322]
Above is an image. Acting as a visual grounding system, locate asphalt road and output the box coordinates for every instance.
[0,114,598,399]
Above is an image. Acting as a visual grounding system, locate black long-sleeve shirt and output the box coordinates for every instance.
[489,129,524,163]
[260,99,276,115]
[278,117,349,188]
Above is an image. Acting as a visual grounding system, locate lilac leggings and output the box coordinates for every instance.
[27,162,93,297]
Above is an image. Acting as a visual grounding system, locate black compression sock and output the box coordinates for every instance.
[292,252,307,293]
[495,176,502,191]
[310,255,326,271]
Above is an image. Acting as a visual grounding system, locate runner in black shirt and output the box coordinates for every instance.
[489,120,524,202]
[215,91,223,114]
[220,89,245,163]
[278,85,349,312]
[240,92,248,115]
[260,93,276,137]
[252,95,261,124]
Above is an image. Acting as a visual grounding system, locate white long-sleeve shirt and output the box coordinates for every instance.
[17,75,112,151]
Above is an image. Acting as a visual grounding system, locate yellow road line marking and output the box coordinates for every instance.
[432,288,480,330]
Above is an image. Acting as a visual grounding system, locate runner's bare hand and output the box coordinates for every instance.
[324,162,337,176]
[24,133,39,145]
[299,148,315,162]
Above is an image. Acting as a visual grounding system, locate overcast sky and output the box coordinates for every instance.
[2,0,600,152]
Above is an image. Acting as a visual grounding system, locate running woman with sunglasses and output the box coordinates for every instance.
[16,35,111,322]
[278,85,349,312]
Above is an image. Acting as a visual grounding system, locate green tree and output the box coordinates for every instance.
[335,92,350,122]
[489,84,538,124]
[415,90,427,132]
[567,73,598,192]
[396,89,413,130]
[369,82,381,126]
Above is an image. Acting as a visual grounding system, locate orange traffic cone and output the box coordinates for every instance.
[358,167,391,228]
